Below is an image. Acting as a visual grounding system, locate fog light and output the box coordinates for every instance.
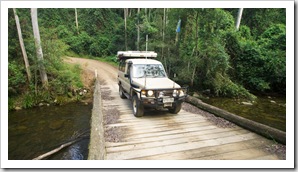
[141,90,146,97]
[173,90,178,97]
[159,91,164,98]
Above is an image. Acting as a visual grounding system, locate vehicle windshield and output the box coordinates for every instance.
[132,64,166,78]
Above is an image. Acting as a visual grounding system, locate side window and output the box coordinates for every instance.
[119,61,125,72]
[127,64,131,75]
[122,62,126,72]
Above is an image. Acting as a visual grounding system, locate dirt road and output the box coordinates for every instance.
[66,57,285,161]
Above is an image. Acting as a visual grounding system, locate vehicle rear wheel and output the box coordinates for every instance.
[169,102,182,114]
[119,85,126,99]
[132,95,144,117]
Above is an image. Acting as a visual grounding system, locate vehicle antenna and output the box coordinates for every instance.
[145,35,148,89]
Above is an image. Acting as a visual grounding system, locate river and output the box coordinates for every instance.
[8,102,92,160]
[202,95,286,132]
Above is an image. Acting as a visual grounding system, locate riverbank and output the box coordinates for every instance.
[9,57,95,111]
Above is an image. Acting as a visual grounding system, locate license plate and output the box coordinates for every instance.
[164,102,172,107]
[163,98,174,103]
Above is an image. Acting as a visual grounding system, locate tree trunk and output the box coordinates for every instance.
[75,8,79,34]
[148,8,151,22]
[236,8,244,31]
[13,8,31,82]
[161,8,166,60]
[195,11,199,56]
[31,8,48,89]
[124,8,128,51]
[190,65,196,87]
[137,8,140,51]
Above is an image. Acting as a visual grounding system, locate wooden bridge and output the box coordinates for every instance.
[67,57,284,161]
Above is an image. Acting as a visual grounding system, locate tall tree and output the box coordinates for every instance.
[137,8,140,51]
[124,8,128,50]
[161,8,166,59]
[75,8,79,34]
[13,8,31,82]
[236,8,243,31]
[31,8,48,88]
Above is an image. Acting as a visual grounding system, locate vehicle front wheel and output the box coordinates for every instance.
[119,85,126,99]
[132,95,144,117]
[169,102,182,114]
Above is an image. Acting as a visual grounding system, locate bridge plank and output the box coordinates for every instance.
[105,127,242,147]
[132,138,273,160]
[106,129,250,153]
[106,132,259,160]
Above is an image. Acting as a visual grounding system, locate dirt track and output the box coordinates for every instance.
[66,57,285,161]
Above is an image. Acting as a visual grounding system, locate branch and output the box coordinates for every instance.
[33,130,90,160]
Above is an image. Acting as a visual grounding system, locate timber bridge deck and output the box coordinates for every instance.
[67,57,284,161]
[102,90,281,160]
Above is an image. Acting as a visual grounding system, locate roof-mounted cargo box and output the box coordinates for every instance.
[117,51,157,60]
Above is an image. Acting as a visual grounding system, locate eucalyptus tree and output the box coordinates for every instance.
[31,8,48,88]
[124,8,128,50]
[236,8,243,31]
[75,8,79,34]
[13,8,31,82]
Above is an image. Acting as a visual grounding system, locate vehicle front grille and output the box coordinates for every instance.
[155,90,173,98]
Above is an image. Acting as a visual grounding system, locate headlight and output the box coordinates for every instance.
[147,90,154,97]
[179,90,185,97]
[173,90,178,97]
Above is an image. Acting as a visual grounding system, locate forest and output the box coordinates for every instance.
[8,8,286,110]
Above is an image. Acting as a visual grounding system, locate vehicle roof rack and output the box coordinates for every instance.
[117,51,157,60]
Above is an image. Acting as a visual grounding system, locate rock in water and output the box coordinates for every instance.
[241,102,253,106]
[49,120,65,130]
[15,106,22,110]
[270,100,276,104]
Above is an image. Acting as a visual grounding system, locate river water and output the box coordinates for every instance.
[202,95,286,132]
[8,102,92,160]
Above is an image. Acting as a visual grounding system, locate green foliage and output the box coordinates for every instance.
[8,8,286,105]
[259,24,286,92]
[8,98,15,111]
[22,92,35,109]
[259,24,286,51]
[236,8,286,38]
[67,31,92,55]
[8,61,26,95]
[89,36,113,57]
[211,73,256,100]
[176,9,244,97]
[236,40,270,91]
[49,64,83,95]
[239,25,253,40]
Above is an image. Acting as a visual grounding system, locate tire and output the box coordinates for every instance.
[119,85,126,99]
[132,95,144,117]
[169,102,182,114]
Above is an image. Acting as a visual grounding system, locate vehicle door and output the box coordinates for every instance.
[121,62,131,93]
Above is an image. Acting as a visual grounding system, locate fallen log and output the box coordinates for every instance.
[33,130,90,160]
[185,96,286,145]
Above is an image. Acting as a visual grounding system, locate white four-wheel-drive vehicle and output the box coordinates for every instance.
[117,51,187,117]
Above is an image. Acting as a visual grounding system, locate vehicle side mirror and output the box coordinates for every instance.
[124,74,130,78]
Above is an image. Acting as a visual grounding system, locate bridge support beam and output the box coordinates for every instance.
[88,76,106,159]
